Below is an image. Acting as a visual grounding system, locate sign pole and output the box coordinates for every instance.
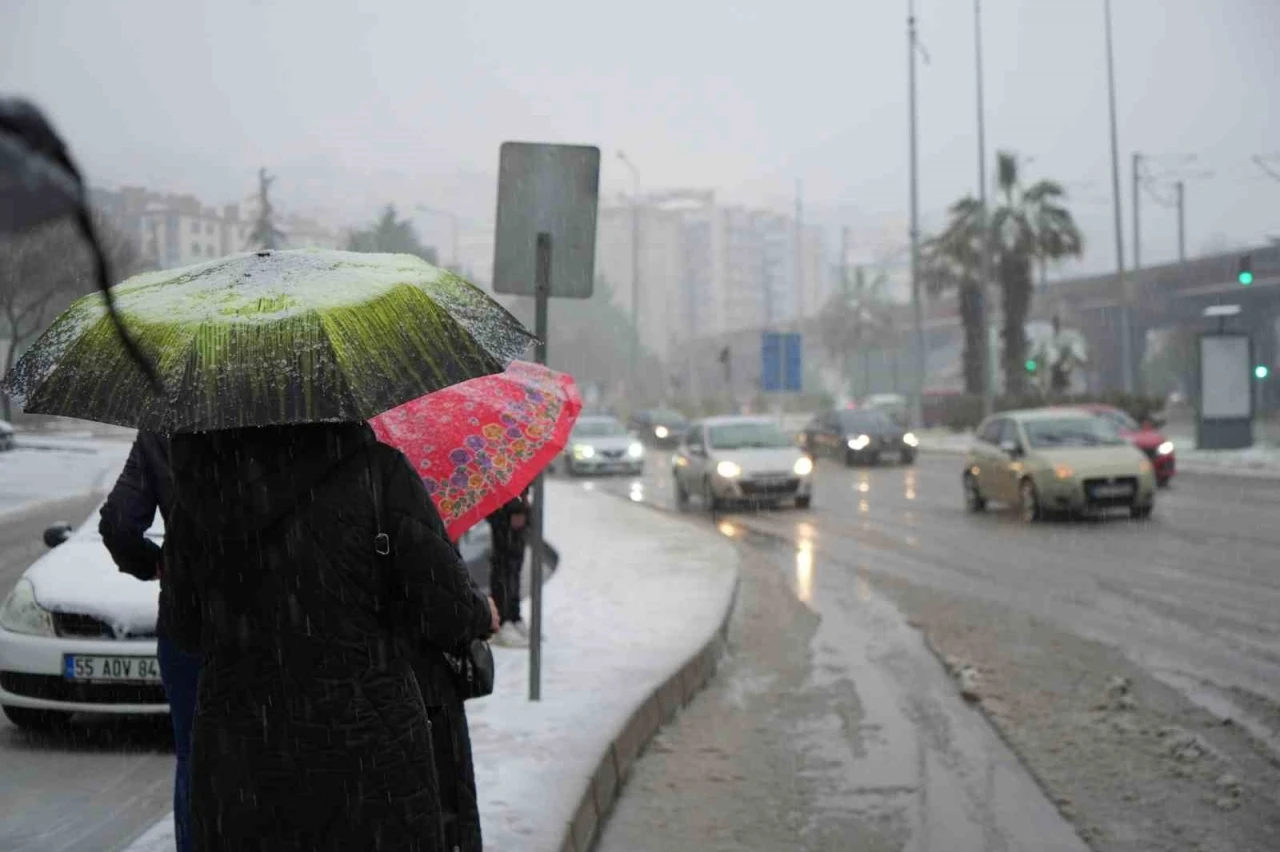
[529,231,551,701]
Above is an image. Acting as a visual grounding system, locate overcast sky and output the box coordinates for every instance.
[4,0,1278,279]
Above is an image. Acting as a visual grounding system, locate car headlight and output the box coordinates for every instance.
[627,442,645,459]
[654,425,669,439]
[1156,441,1174,456]
[716,460,742,479]
[793,456,814,476]
[902,432,920,448]
[1138,459,1153,474]
[573,444,596,459]
[847,435,871,450]
[0,578,55,637]
[1053,464,1074,480]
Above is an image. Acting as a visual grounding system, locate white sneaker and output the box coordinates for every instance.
[492,622,529,648]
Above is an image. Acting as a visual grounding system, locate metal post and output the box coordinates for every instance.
[1176,181,1186,261]
[1132,152,1142,276]
[975,0,995,414]
[908,0,926,427]
[529,231,551,702]
[795,180,804,321]
[618,152,641,399]
[1104,0,1133,393]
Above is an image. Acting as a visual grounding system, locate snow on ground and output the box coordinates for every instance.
[0,437,132,519]
[123,479,739,852]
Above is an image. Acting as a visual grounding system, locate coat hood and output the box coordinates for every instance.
[170,422,377,538]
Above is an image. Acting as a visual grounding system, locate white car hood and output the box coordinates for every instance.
[571,435,635,452]
[25,537,159,635]
[712,447,803,476]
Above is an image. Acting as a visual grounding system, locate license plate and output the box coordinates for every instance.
[64,655,161,683]
[1092,484,1134,498]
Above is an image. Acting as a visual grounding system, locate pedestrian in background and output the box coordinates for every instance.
[164,423,496,852]
[99,431,200,852]
[487,490,530,648]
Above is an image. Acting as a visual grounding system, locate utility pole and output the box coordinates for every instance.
[974,0,994,414]
[1132,152,1142,277]
[794,180,804,321]
[1104,0,1133,393]
[1176,180,1186,261]
[908,0,927,426]
[618,152,642,398]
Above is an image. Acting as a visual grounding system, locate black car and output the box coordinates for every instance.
[801,408,919,466]
[627,408,689,447]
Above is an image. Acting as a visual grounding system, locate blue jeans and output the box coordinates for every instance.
[158,638,201,852]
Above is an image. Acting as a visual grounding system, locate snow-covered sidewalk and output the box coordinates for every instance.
[0,439,133,520]
[122,480,740,852]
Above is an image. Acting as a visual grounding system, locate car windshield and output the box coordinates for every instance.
[707,422,794,450]
[573,419,627,438]
[1097,409,1139,431]
[1023,417,1127,448]
[649,410,687,425]
[839,410,894,431]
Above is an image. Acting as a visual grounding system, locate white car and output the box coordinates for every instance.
[559,415,645,476]
[672,416,814,511]
[0,508,165,731]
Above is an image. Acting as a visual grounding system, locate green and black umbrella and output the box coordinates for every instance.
[2,249,536,433]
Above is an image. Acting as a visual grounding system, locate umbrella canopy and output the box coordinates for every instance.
[370,360,581,540]
[2,249,535,432]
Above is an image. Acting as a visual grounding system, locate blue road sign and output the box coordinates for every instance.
[761,332,802,392]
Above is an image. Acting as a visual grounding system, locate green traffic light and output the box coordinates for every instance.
[1256,365,1270,380]
[1239,271,1254,285]
[1025,359,1037,372]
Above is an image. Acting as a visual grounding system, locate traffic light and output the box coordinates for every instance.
[1025,358,1038,373]
[1237,254,1254,286]
[1256,365,1270,380]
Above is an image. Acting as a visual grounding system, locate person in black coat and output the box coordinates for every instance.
[486,492,530,648]
[99,431,202,852]
[164,423,496,852]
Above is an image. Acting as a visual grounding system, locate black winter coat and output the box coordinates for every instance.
[164,423,492,852]
[99,431,174,636]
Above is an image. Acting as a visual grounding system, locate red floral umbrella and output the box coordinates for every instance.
[369,360,582,540]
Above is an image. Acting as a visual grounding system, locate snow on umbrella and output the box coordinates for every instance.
[369,360,581,540]
[1,249,536,432]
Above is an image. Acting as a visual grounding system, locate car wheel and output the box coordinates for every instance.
[795,494,812,510]
[963,472,986,512]
[1156,477,1170,489]
[703,477,723,513]
[1018,478,1041,523]
[1130,502,1154,520]
[674,476,690,509]
[900,450,916,465]
[3,706,72,732]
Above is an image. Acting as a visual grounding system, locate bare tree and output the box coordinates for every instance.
[1,215,139,420]
[246,167,284,250]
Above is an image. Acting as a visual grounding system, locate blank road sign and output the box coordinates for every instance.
[761,332,802,392]
[492,142,600,299]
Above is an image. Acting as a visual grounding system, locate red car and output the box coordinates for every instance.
[1079,404,1175,487]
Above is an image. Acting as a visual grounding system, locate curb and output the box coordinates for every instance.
[558,571,740,852]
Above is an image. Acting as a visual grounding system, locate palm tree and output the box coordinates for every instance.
[921,197,986,394]
[923,151,1083,396]
[817,265,895,399]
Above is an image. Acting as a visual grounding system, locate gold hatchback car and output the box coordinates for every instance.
[964,409,1156,522]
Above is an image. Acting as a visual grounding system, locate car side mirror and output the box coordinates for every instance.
[1000,440,1023,457]
[43,522,73,549]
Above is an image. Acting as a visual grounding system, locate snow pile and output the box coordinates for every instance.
[123,479,739,852]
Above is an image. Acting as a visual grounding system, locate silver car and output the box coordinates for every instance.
[672,417,814,511]
[559,415,645,476]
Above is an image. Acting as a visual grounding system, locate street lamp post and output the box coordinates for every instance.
[617,152,642,398]
[1103,0,1133,393]
[975,0,995,415]
[907,0,926,427]
[414,204,460,270]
